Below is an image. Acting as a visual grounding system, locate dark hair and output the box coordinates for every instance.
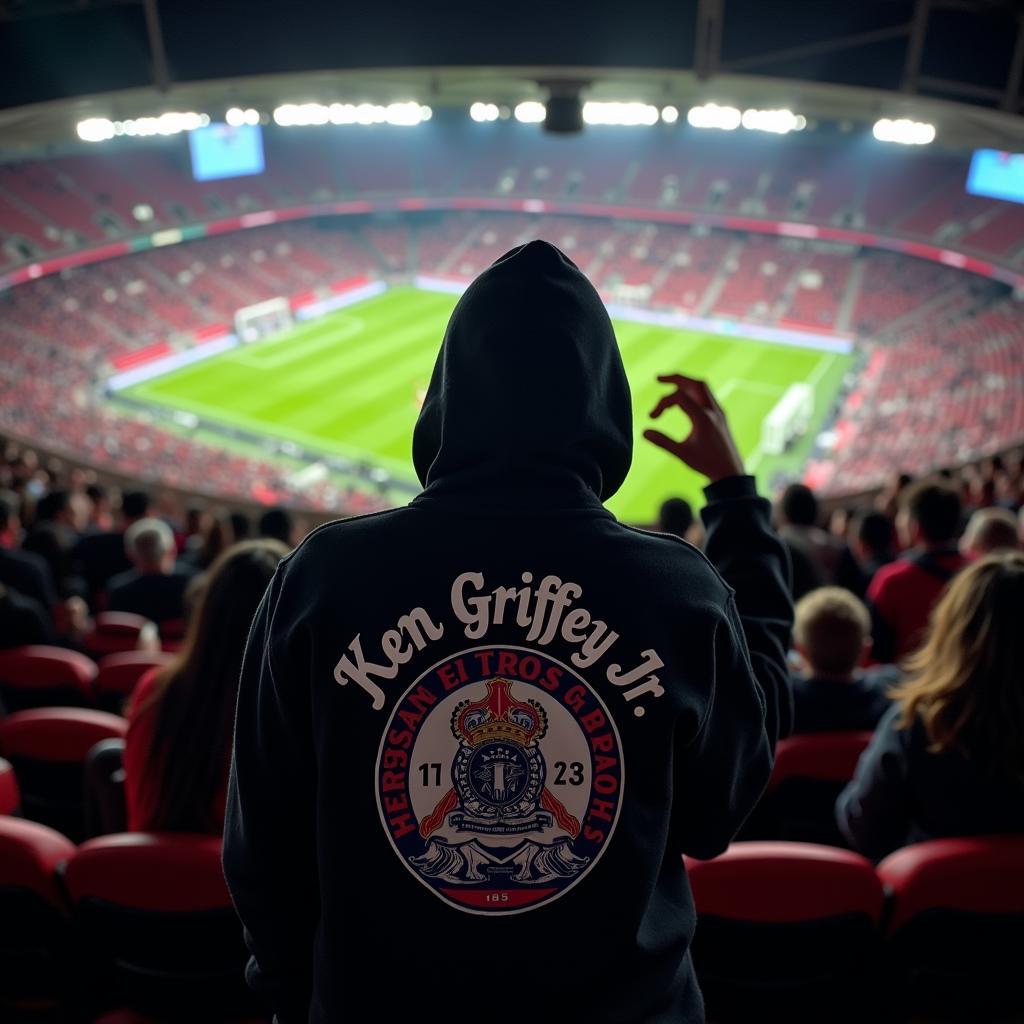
[657,497,694,539]
[121,490,150,520]
[229,511,252,541]
[196,511,235,570]
[903,479,962,544]
[34,489,70,523]
[855,510,895,557]
[258,506,295,546]
[86,483,107,504]
[0,489,18,528]
[780,484,818,527]
[141,539,287,832]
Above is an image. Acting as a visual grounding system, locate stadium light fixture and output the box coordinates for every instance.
[661,105,679,124]
[77,112,208,141]
[514,101,546,124]
[77,118,115,142]
[872,118,935,145]
[470,102,500,122]
[273,101,429,127]
[226,107,260,127]
[686,103,741,130]
[582,102,659,126]
[741,108,807,134]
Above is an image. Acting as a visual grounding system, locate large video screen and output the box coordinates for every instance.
[966,148,1024,205]
[189,123,265,181]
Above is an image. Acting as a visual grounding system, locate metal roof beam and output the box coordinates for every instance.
[902,0,931,93]
[694,0,725,81]
[142,0,170,93]
[719,24,913,74]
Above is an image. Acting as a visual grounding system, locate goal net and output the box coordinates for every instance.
[235,296,294,344]
[761,383,814,455]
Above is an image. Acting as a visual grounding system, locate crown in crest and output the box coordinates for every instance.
[452,677,547,747]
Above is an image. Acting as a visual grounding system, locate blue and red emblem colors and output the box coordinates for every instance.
[376,645,625,915]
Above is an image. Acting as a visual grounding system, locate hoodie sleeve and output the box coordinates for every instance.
[674,476,794,860]
[835,704,912,861]
[700,475,794,746]
[223,566,319,1023]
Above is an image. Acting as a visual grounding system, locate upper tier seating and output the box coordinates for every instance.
[4,130,1024,271]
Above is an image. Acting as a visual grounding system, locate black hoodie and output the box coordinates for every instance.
[223,241,793,1023]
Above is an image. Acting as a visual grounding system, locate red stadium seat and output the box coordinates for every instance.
[0,708,128,841]
[0,816,76,1008]
[0,645,98,712]
[84,612,159,658]
[878,836,1024,1017]
[94,651,174,712]
[686,841,885,1022]
[745,731,873,845]
[0,756,19,816]
[63,833,261,1018]
[158,618,186,653]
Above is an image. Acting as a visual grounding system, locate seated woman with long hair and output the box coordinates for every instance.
[124,538,288,833]
[837,551,1024,861]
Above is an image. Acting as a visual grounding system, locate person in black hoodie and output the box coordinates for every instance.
[223,240,793,1024]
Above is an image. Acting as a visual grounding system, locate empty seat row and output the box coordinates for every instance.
[688,836,1024,1021]
[0,643,173,714]
[0,819,257,1020]
[0,708,128,840]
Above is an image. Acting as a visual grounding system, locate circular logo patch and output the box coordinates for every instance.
[376,645,624,915]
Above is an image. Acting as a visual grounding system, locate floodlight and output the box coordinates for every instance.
[77,118,115,142]
[687,103,741,130]
[661,105,679,124]
[514,101,546,124]
[872,118,935,145]
[582,102,658,127]
[741,108,805,134]
[470,102,499,122]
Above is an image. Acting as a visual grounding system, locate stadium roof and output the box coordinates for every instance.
[1,0,1022,150]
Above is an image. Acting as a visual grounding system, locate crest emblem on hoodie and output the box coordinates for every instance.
[376,645,624,915]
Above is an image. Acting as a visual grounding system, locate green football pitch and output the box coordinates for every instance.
[124,286,850,523]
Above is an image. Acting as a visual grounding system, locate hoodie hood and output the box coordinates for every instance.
[412,240,632,502]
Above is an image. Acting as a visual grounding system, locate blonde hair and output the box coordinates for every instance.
[793,586,870,676]
[961,507,1019,557]
[892,551,1024,782]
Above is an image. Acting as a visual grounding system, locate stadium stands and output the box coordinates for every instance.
[6,133,1024,272]
[3,203,1022,500]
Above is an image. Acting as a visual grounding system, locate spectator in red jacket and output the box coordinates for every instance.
[124,538,287,833]
[867,479,966,662]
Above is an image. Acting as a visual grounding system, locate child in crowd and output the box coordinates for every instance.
[791,586,898,734]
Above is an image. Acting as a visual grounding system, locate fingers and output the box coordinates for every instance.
[649,392,679,419]
[653,374,720,410]
[643,428,689,458]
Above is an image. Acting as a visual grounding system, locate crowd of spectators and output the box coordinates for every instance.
[1,414,1022,859]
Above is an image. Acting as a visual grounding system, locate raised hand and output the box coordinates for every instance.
[643,374,745,484]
